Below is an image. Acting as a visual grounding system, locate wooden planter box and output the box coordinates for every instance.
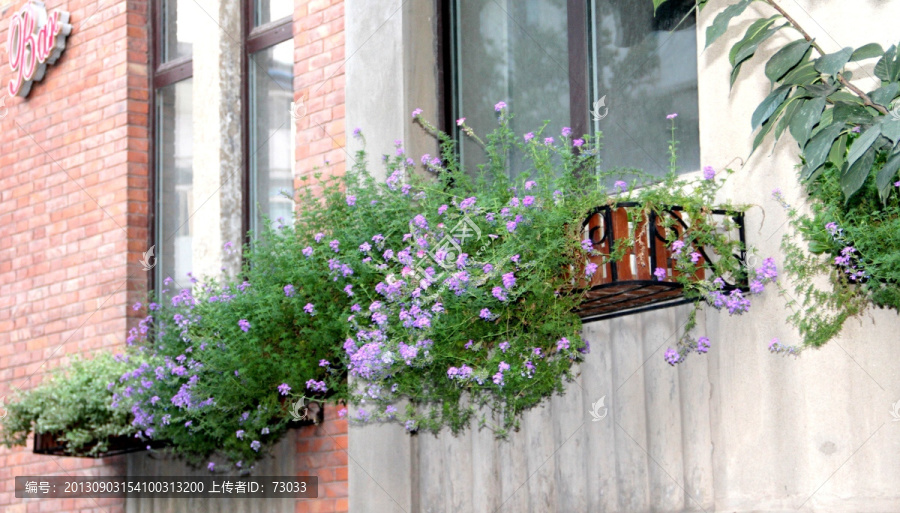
[575,202,746,322]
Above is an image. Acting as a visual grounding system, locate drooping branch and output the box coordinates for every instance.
[763,0,889,115]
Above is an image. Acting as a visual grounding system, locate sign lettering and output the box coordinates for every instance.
[6,1,71,98]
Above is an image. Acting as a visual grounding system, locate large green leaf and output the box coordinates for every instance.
[828,133,848,167]
[832,102,875,125]
[882,118,900,143]
[730,17,786,68]
[827,91,863,105]
[802,82,840,98]
[815,47,853,76]
[876,149,900,202]
[789,97,826,147]
[874,45,900,82]
[751,85,791,129]
[850,43,884,62]
[705,0,757,49]
[846,125,882,168]
[730,61,745,88]
[841,145,876,200]
[776,96,803,142]
[869,83,900,108]
[781,59,819,86]
[802,122,845,177]
[653,0,668,14]
[765,39,812,83]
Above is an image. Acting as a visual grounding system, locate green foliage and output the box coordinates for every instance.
[0,353,136,456]
[706,0,900,346]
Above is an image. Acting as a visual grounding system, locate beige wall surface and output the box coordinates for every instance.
[347,1,900,511]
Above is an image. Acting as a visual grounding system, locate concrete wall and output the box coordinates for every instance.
[346,0,900,511]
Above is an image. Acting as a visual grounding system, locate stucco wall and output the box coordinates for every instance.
[346,0,900,511]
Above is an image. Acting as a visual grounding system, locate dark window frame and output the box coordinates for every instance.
[438,0,590,140]
[150,0,194,294]
[241,0,293,247]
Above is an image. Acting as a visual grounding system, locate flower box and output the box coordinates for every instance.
[575,202,747,322]
[32,431,155,458]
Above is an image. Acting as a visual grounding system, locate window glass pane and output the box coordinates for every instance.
[590,0,700,177]
[454,0,570,176]
[161,0,196,62]
[156,79,193,289]
[249,40,294,236]
[255,0,292,26]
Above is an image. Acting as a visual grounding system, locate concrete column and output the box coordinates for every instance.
[191,0,243,281]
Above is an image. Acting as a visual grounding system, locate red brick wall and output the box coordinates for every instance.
[294,1,349,512]
[0,0,150,510]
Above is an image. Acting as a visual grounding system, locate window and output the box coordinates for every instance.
[246,5,294,237]
[446,0,700,177]
[153,0,194,289]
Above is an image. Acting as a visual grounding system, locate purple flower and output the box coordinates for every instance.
[498,361,510,372]
[250,440,261,452]
[483,264,494,274]
[533,347,543,358]
[502,272,516,289]
[302,246,313,257]
[690,252,701,264]
[654,268,667,281]
[524,180,536,190]
[459,197,477,211]
[238,319,250,332]
[236,430,245,439]
[671,240,684,256]
[703,166,716,181]
[438,204,448,215]
[510,254,520,263]
[557,337,570,351]
[524,132,534,141]
[522,196,535,207]
[750,279,764,294]
[494,101,507,112]
[664,348,681,365]
[561,126,572,137]
[614,180,627,192]
[666,113,678,120]
[499,341,510,352]
[544,137,554,145]
[315,232,325,243]
[278,383,291,396]
[456,117,466,126]
[132,302,142,311]
[353,127,362,138]
[480,308,493,320]
[697,337,710,353]
[284,284,295,297]
[756,258,778,281]
[573,139,584,147]
[306,379,327,393]
[208,462,215,472]
[411,108,423,117]
[304,303,315,315]
[895,180,900,187]
[492,372,504,386]
[344,284,354,296]
[585,262,599,277]
[506,221,517,232]
[330,240,340,252]
[492,286,507,302]
[581,239,593,251]
[346,195,356,206]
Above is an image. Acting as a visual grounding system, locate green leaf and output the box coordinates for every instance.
[765,39,812,83]
[802,122,845,178]
[789,97,826,147]
[776,96,803,141]
[846,124,881,168]
[802,82,839,98]
[828,133,848,167]
[841,145,876,200]
[831,102,874,125]
[876,149,900,201]
[653,0,668,14]
[730,61,745,88]
[781,59,819,86]
[815,47,853,76]
[730,17,786,68]
[850,43,884,62]
[705,0,757,49]
[874,45,900,82]
[882,118,900,143]
[868,83,900,108]
[751,111,779,155]
[751,85,791,130]
[827,91,863,104]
